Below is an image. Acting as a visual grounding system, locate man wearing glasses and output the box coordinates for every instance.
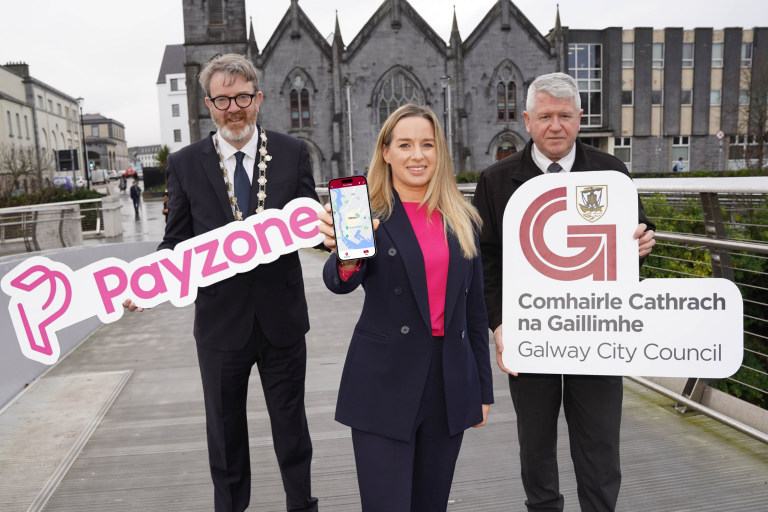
[128,54,320,512]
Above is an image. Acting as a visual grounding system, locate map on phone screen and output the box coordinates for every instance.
[331,179,376,259]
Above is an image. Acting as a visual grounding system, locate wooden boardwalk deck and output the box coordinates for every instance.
[3,249,767,511]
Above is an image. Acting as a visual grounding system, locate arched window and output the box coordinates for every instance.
[378,72,420,125]
[290,88,311,129]
[497,82,516,122]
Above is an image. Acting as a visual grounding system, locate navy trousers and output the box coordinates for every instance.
[196,316,318,512]
[351,337,464,512]
[509,373,623,512]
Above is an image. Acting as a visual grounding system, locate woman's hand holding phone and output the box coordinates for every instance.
[317,203,379,268]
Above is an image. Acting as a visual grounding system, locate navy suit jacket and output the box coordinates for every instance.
[323,194,494,442]
[159,128,318,351]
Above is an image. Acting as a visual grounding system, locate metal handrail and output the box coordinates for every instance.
[627,376,768,444]
[0,216,85,228]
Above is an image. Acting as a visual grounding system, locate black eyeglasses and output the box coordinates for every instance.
[210,93,256,111]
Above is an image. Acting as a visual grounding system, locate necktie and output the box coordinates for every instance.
[234,151,251,218]
[548,162,564,173]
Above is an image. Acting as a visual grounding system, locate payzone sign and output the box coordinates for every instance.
[1,198,325,366]
[502,171,743,377]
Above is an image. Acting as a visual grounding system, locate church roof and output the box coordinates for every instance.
[463,0,552,56]
[345,0,448,61]
[260,4,332,66]
[156,44,185,84]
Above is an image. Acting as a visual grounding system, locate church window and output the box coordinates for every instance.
[290,88,311,129]
[377,73,420,125]
[497,82,516,122]
[208,0,223,29]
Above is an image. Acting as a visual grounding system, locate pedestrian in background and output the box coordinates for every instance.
[674,157,685,173]
[119,174,127,194]
[162,191,169,223]
[130,179,141,221]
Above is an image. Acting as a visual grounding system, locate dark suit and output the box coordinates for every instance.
[474,139,655,512]
[160,128,319,512]
[323,193,494,511]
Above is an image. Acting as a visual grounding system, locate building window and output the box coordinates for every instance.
[65,107,69,119]
[711,43,724,68]
[738,90,749,105]
[174,129,182,142]
[710,90,722,105]
[568,43,602,126]
[681,90,693,106]
[289,88,311,129]
[682,43,694,68]
[496,81,517,122]
[57,103,62,116]
[6,111,12,137]
[37,96,43,109]
[622,43,634,68]
[614,137,632,172]
[652,90,664,106]
[15,113,21,138]
[172,104,180,117]
[91,125,99,137]
[621,90,634,106]
[672,136,689,170]
[377,72,420,126]
[24,116,29,138]
[48,100,53,112]
[652,43,664,68]
[170,78,178,91]
[741,43,752,68]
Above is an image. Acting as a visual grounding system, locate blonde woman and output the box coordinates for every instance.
[317,104,493,512]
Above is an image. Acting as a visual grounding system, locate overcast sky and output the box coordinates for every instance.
[1,0,763,147]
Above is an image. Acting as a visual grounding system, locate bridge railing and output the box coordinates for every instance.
[0,196,123,256]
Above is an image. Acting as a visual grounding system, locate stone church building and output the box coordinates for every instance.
[180,0,767,182]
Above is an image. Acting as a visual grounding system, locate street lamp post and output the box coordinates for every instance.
[77,97,90,189]
[657,67,664,174]
[440,76,453,164]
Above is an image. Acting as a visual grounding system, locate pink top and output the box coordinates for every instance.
[403,202,449,336]
[338,203,450,336]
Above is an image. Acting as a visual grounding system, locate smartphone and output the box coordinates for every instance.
[328,176,377,261]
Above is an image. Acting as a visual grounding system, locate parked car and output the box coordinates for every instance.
[52,176,74,191]
[136,168,144,180]
[107,170,118,180]
[124,169,137,179]
[90,169,107,185]
[117,170,126,177]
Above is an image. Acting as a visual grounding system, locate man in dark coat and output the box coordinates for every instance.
[124,54,319,512]
[474,72,656,512]
[129,179,141,220]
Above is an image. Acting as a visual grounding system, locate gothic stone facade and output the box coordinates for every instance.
[182,0,562,184]
[181,0,768,181]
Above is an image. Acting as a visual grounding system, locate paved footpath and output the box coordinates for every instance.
[3,249,767,511]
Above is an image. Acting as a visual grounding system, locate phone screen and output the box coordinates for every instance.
[329,176,377,261]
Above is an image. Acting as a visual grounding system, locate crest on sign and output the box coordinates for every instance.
[576,185,607,222]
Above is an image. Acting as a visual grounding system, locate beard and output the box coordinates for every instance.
[213,107,258,143]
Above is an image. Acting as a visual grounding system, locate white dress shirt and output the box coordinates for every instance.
[532,141,577,173]
[215,128,259,185]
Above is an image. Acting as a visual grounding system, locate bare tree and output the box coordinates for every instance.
[0,144,53,206]
[737,59,768,170]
